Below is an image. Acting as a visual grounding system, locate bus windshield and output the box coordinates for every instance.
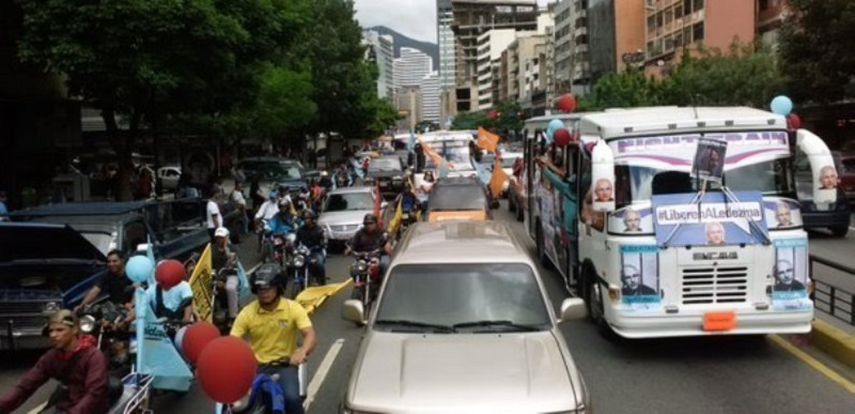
[615,158,795,206]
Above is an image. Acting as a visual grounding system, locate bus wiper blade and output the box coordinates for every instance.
[375,319,456,333]
[452,320,543,332]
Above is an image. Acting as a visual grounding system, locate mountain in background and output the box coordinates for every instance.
[367,25,438,71]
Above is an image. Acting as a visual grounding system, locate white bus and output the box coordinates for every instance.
[524,107,838,338]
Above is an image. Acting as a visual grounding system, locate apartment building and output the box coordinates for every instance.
[643,0,754,77]
[587,0,645,77]
[476,28,519,110]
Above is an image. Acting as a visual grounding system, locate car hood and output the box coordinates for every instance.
[350,331,578,412]
[368,170,403,179]
[318,210,372,226]
[0,222,107,263]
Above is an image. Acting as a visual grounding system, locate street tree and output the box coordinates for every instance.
[581,70,662,110]
[16,0,308,199]
[779,0,855,104]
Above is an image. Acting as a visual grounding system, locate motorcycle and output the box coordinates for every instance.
[215,365,307,414]
[212,267,237,333]
[284,244,325,299]
[350,250,382,322]
[78,301,133,375]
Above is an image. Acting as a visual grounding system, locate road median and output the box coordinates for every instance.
[809,319,855,368]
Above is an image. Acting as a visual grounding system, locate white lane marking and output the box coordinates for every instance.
[304,338,345,411]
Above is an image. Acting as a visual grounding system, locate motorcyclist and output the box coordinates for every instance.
[230,264,316,414]
[145,265,194,324]
[266,199,298,237]
[318,171,333,190]
[296,210,327,286]
[211,227,239,323]
[346,214,393,284]
[76,250,135,313]
[0,310,109,414]
[400,183,421,216]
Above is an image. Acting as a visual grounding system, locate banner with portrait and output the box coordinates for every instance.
[692,138,727,182]
[609,205,653,234]
[772,238,811,311]
[620,245,660,309]
[651,191,768,247]
[763,197,802,230]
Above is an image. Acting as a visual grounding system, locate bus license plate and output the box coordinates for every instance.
[703,311,736,332]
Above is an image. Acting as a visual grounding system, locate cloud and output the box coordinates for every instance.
[353,0,553,44]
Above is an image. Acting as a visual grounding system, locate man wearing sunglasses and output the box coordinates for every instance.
[0,310,109,413]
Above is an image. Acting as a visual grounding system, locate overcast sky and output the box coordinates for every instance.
[353,0,554,43]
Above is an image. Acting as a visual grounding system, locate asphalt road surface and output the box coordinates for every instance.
[1,208,853,413]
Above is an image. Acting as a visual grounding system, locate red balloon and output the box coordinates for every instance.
[787,113,801,130]
[155,259,185,289]
[197,336,257,404]
[487,110,499,120]
[182,322,220,364]
[557,94,577,113]
[554,128,573,146]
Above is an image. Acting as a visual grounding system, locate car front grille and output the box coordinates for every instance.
[330,224,360,232]
[681,266,749,305]
[0,301,51,330]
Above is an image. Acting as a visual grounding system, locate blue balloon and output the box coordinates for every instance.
[770,95,793,116]
[545,119,564,143]
[126,255,154,284]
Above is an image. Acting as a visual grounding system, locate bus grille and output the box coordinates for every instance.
[681,266,749,304]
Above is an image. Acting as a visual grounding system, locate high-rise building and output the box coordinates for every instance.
[476,28,520,110]
[421,71,441,122]
[363,30,396,100]
[570,0,592,95]
[644,0,755,77]
[396,85,423,130]
[757,0,789,48]
[393,47,433,92]
[438,0,457,90]
[451,0,538,112]
[587,0,644,78]
[553,0,574,96]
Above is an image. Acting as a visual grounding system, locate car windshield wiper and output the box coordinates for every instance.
[452,320,544,332]
[374,319,455,333]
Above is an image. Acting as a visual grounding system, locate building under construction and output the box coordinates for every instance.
[451,0,538,112]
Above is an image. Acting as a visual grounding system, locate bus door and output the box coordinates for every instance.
[543,141,580,288]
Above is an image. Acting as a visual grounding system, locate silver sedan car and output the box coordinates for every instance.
[318,186,379,244]
[342,221,590,413]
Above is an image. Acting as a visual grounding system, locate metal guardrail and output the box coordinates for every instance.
[810,254,855,326]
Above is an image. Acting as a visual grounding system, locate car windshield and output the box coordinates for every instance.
[242,161,302,180]
[445,146,473,170]
[374,263,550,332]
[324,192,374,212]
[429,185,486,211]
[80,232,113,255]
[615,158,794,205]
[368,158,401,172]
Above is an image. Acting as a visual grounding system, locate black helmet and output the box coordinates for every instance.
[251,263,284,294]
[363,213,378,225]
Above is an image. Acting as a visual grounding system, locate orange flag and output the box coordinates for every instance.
[477,127,500,153]
[417,136,453,171]
[489,154,509,198]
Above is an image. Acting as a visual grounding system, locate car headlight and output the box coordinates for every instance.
[80,315,97,334]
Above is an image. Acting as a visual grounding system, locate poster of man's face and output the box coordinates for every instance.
[620,247,659,302]
[773,242,807,293]
[818,165,838,190]
[693,139,727,182]
[705,222,726,245]
[594,178,614,203]
[623,208,642,232]
[775,203,793,228]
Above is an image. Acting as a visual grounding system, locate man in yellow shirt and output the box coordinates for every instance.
[231,263,316,414]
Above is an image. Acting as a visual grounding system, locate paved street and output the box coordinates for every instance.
[2,207,854,413]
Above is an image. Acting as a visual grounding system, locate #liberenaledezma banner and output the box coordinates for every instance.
[651,191,768,247]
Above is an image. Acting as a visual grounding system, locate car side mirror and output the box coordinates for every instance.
[342,299,365,324]
[557,297,586,323]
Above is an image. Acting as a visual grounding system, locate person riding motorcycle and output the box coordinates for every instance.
[230,264,316,414]
[296,210,327,286]
[211,227,239,324]
[400,184,421,216]
[346,213,393,283]
[0,310,109,414]
[145,265,194,324]
[266,199,298,237]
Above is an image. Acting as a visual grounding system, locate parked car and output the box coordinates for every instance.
[795,150,851,237]
[341,220,590,413]
[425,176,492,222]
[0,222,109,350]
[157,165,182,191]
[318,187,380,249]
[839,154,855,205]
[365,156,406,199]
[235,157,311,199]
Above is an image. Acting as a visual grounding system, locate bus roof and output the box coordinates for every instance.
[578,106,787,140]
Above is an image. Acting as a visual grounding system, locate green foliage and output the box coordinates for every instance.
[451,111,489,130]
[580,42,785,111]
[779,0,855,104]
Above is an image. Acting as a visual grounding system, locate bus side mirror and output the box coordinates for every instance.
[797,129,838,205]
[591,141,616,212]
